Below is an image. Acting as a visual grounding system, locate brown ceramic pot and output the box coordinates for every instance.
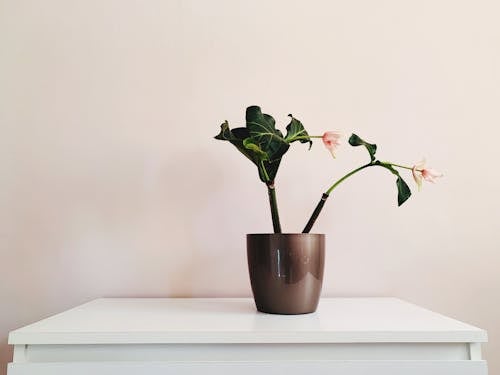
[247,233,325,315]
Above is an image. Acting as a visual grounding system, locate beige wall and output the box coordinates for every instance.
[1,0,499,373]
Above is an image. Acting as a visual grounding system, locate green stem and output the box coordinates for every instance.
[302,163,373,233]
[325,163,373,195]
[290,135,323,141]
[259,161,281,233]
[382,162,413,171]
[260,160,271,182]
[302,160,417,233]
[267,182,282,233]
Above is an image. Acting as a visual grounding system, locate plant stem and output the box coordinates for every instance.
[302,163,373,233]
[326,163,373,194]
[290,135,323,141]
[267,181,282,233]
[382,162,413,171]
[302,193,330,234]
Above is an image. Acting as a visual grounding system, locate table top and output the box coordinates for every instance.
[8,298,487,345]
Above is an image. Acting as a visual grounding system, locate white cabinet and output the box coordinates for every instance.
[8,298,488,374]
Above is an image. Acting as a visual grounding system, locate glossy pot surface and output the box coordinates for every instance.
[247,233,325,314]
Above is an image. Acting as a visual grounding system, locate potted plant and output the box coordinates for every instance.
[215,106,442,315]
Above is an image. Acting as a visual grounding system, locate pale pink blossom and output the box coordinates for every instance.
[322,131,341,158]
[412,159,443,190]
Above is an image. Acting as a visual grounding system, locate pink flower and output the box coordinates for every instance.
[322,131,341,158]
[412,159,443,190]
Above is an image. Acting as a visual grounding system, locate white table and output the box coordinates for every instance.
[8,298,488,374]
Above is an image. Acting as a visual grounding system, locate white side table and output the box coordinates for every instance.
[8,298,488,374]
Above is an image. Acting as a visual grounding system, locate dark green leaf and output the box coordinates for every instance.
[214,121,270,182]
[396,177,412,206]
[377,161,398,176]
[244,106,290,182]
[214,121,233,141]
[349,133,377,161]
[245,106,289,163]
[285,114,312,149]
[376,162,412,206]
[261,159,282,183]
[231,127,250,139]
[215,106,307,183]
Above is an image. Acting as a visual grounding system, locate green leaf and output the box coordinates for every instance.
[244,106,290,182]
[245,106,289,163]
[375,161,412,206]
[261,159,282,184]
[396,177,412,206]
[243,139,269,161]
[214,116,283,183]
[214,120,234,141]
[349,134,377,161]
[285,114,312,149]
[214,121,266,175]
[215,106,311,184]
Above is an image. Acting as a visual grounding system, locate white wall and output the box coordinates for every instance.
[1,0,499,373]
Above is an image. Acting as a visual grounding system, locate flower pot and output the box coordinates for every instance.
[247,233,325,315]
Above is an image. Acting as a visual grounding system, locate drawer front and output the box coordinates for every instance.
[8,360,488,375]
